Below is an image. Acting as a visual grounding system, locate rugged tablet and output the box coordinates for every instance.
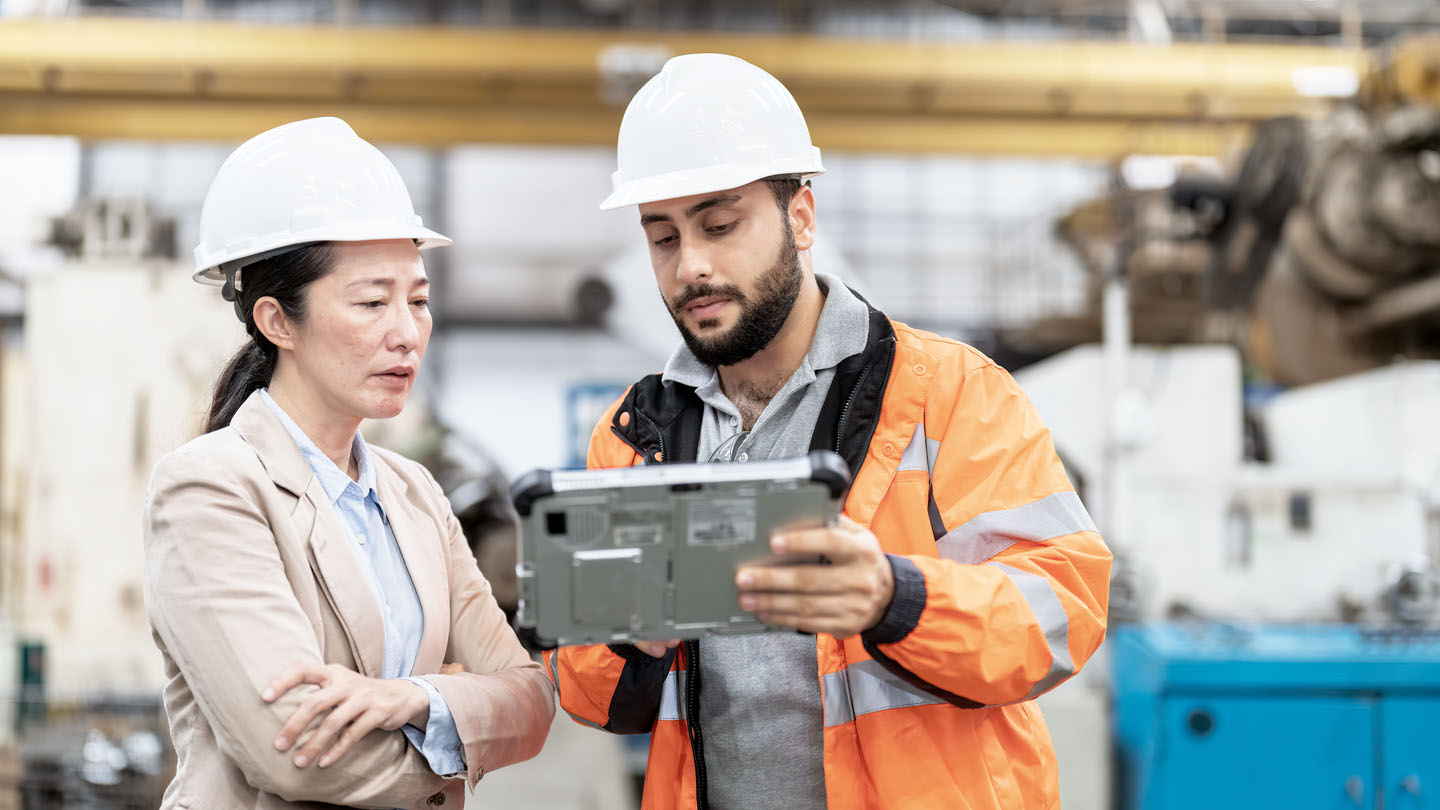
[512,450,850,648]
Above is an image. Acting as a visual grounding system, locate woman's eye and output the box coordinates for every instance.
[360,300,385,309]
[411,299,430,309]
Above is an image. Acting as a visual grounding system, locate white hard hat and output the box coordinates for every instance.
[193,116,450,286]
[600,53,824,210]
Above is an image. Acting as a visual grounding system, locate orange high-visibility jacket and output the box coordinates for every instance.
[545,302,1112,810]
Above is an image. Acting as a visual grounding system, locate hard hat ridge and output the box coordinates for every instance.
[192,116,450,286]
[600,53,824,210]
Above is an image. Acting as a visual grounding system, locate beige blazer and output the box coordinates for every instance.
[143,392,554,809]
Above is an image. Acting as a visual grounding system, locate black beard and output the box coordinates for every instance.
[666,225,803,368]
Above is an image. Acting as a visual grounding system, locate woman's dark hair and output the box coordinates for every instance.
[205,243,334,433]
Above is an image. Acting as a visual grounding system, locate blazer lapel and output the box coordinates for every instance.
[230,392,388,678]
[373,462,450,677]
[299,477,388,678]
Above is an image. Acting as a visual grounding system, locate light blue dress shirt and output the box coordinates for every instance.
[261,390,465,778]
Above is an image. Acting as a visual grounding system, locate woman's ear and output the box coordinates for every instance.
[252,297,296,352]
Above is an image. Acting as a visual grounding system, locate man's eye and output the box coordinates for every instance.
[653,235,677,248]
[360,300,385,309]
[411,299,430,309]
[706,222,737,235]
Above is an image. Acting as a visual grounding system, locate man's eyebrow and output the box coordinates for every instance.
[687,194,741,217]
[639,194,743,227]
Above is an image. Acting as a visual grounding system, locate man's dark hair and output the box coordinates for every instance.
[763,176,804,213]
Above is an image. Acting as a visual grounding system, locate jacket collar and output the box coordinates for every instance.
[612,287,897,481]
[660,272,870,390]
[229,390,315,498]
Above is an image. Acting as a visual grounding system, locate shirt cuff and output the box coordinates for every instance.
[402,676,467,778]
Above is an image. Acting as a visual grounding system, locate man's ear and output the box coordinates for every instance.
[252,297,297,352]
[790,184,816,251]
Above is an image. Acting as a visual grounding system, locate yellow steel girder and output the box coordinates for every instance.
[0,17,1377,157]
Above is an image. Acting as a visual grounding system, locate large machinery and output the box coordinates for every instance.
[1006,37,1440,810]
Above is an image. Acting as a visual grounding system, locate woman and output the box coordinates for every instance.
[143,117,553,809]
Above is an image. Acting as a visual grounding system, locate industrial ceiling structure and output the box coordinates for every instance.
[0,1,1435,156]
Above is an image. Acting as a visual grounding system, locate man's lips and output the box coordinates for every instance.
[685,296,732,318]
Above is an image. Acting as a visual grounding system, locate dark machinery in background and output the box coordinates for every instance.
[1221,105,1440,386]
[996,96,1440,389]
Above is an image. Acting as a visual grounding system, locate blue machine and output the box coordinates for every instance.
[1110,622,1440,810]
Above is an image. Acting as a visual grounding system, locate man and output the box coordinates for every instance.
[545,53,1111,810]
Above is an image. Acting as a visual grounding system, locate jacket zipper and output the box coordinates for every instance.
[834,359,874,454]
[637,411,666,463]
[684,638,708,810]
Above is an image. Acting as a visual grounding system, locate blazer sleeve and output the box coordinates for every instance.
[545,392,677,736]
[860,360,1113,707]
[408,465,555,789]
[143,446,446,808]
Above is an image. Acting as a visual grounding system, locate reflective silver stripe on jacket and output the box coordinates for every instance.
[937,491,1097,564]
[821,659,947,727]
[987,562,1075,700]
[657,669,689,722]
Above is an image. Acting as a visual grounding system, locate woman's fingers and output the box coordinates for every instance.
[291,693,367,767]
[274,682,345,752]
[263,662,331,703]
[319,706,387,768]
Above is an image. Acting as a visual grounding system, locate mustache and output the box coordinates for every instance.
[670,283,747,312]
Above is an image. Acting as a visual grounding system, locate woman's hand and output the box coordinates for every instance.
[262,663,429,769]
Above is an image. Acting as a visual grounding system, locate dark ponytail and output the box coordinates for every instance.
[204,243,334,434]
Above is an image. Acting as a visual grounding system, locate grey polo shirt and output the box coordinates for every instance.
[660,273,869,810]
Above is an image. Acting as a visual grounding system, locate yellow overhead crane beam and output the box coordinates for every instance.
[0,17,1387,158]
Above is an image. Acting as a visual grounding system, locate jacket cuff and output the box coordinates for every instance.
[862,554,926,646]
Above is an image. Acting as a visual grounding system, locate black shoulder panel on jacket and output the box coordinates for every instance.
[809,304,897,484]
[610,373,704,464]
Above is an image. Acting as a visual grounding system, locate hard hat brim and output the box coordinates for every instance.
[193,223,452,285]
[599,158,824,211]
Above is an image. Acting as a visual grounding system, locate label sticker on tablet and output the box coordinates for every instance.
[687,499,757,546]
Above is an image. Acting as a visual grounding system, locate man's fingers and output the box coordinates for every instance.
[633,640,680,658]
[740,592,849,619]
[320,707,386,768]
[771,526,868,558]
[736,564,854,595]
[263,662,329,703]
[753,611,849,636]
[274,684,343,752]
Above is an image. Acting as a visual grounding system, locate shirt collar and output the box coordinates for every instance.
[662,272,870,388]
[259,389,377,505]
